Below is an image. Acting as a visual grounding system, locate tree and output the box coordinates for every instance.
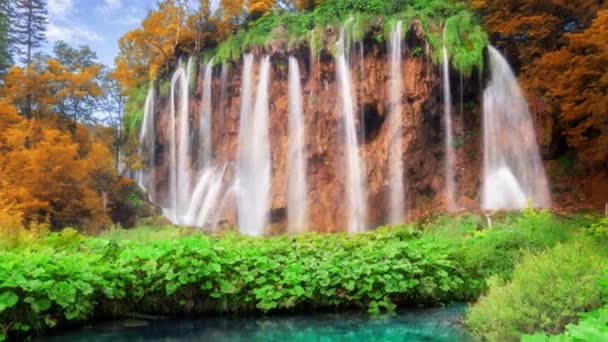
[0,0,13,75]
[12,0,48,65]
[50,41,104,125]
[99,67,126,170]
[524,9,608,166]
[114,0,195,89]
[247,0,275,19]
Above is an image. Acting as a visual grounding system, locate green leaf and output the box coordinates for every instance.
[0,291,19,313]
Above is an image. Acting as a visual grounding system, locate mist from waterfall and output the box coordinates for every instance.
[442,46,457,211]
[337,25,367,233]
[387,21,405,224]
[238,55,272,236]
[287,56,308,234]
[482,46,551,210]
[199,58,214,169]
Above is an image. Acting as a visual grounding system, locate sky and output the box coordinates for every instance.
[44,0,166,67]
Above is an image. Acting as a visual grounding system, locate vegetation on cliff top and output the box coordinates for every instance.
[114,0,488,93]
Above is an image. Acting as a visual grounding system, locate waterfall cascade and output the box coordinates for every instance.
[482,46,551,210]
[199,58,214,169]
[287,57,308,234]
[442,46,457,211]
[336,25,367,233]
[165,62,189,223]
[136,87,155,198]
[238,55,272,236]
[387,21,405,224]
[134,34,553,235]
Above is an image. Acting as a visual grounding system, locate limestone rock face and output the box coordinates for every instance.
[149,37,483,233]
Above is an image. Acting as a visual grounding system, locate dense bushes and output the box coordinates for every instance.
[465,241,607,340]
[0,226,468,340]
[0,211,603,340]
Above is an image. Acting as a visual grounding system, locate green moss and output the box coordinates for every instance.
[122,83,149,138]
[212,1,487,75]
[444,11,488,76]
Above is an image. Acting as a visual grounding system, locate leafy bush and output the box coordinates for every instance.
[522,273,608,341]
[588,216,608,238]
[0,226,468,340]
[465,241,607,340]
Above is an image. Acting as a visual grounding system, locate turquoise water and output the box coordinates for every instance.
[47,305,471,341]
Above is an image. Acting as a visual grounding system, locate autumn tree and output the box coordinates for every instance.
[523,9,608,166]
[247,0,276,19]
[12,0,48,65]
[469,0,603,68]
[114,0,195,89]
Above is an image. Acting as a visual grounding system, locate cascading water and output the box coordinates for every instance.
[442,46,457,211]
[137,87,155,200]
[482,46,551,210]
[336,25,367,233]
[287,56,308,234]
[238,55,272,236]
[165,62,190,223]
[387,21,405,224]
[199,58,214,169]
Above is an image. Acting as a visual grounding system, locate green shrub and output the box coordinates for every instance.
[588,216,608,238]
[0,226,467,340]
[465,241,607,340]
[522,273,608,341]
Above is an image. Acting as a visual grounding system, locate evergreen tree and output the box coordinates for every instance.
[0,0,13,74]
[12,0,48,65]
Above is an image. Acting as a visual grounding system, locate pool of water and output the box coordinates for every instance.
[47,304,471,341]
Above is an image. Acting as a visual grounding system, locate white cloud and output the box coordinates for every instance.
[47,22,102,45]
[97,0,122,14]
[48,0,74,17]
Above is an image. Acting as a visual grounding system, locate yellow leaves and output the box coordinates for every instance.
[0,116,115,228]
[247,0,275,16]
[114,0,196,89]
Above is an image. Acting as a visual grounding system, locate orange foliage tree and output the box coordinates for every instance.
[114,0,195,90]
[0,98,114,229]
[473,0,608,167]
[523,9,608,165]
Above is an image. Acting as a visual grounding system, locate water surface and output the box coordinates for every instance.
[48,305,470,341]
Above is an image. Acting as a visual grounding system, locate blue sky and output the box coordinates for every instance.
[44,0,171,66]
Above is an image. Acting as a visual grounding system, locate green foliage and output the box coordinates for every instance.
[588,216,608,238]
[0,225,469,340]
[212,0,486,75]
[465,241,607,340]
[444,11,488,76]
[123,84,150,138]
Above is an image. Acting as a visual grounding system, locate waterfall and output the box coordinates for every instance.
[442,46,457,211]
[166,63,190,222]
[199,58,214,169]
[137,86,155,200]
[238,55,272,236]
[287,56,308,234]
[387,21,405,224]
[336,26,367,233]
[482,46,551,210]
